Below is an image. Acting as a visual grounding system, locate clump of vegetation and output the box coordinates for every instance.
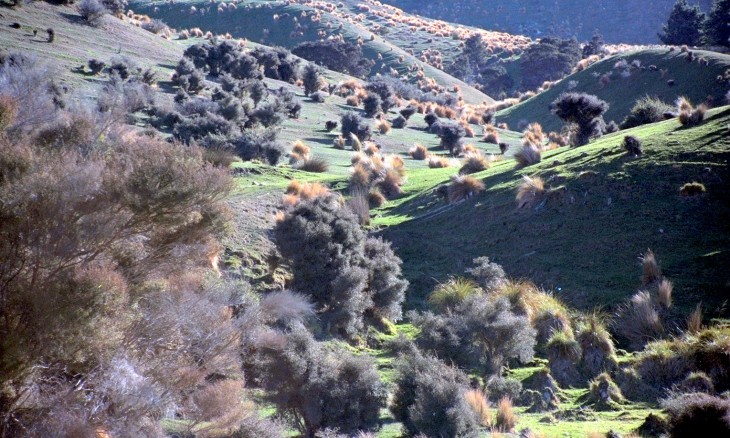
[551,92,609,146]
[622,135,643,156]
[341,111,372,143]
[677,96,707,127]
[447,175,485,203]
[295,156,329,173]
[428,277,482,312]
[391,350,482,437]
[483,125,500,144]
[546,331,583,386]
[459,153,490,175]
[659,0,706,46]
[464,389,492,427]
[409,143,429,160]
[662,392,730,436]
[466,256,508,293]
[680,181,706,197]
[586,373,624,410]
[293,40,373,78]
[620,96,675,129]
[516,175,546,208]
[495,397,517,432]
[514,144,542,168]
[428,156,451,168]
[302,63,325,96]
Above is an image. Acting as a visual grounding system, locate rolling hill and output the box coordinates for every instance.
[380,0,715,44]
[497,48,730,132]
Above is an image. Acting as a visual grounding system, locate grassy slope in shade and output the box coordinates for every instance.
[130,0,495,104]
[380,108,730,313]
[498,48,730,132]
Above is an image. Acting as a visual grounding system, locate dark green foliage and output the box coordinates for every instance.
[292,40,373,78]
[623,135,643,156]
[78,0,106,26]
[302,64,323,96]
[436,121,465,155]
[363,94,382,118]
[184,41,263,80]
[87,59,106,75]
[341,111,371,142]
[232,128,282,162]
[582,32,606,58]
[551,92,609,146]
[521,37,582,90]
[663,393,730,436]
[411,294,536,375]
[273,196,406,337]
[424,113,438,127]
[659,0,706,45]
[365,80,397,113]
[392,115,407,128]
[391,350,481,437]
[172,58,205,94]
[447,35,514,96]
[486,376,523,402]
[399,106,417,120]
[258,325,387,437]
[251,46,302,82]
[704,0,730,47]
[621,96,674,129]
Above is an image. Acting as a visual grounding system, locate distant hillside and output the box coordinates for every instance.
[497,48,730,132]
[380,107,730,313]
[130,0,531,104]
[381,0,714,44]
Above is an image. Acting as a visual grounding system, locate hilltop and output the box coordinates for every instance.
[497,47,730,132]
[381,0,715,44]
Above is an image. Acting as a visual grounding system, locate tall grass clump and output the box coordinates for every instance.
[447,175,485,203]
[516,175,545,208]
[676,96,707,127]
[514,144,541,168]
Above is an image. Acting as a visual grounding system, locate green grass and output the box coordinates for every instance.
[498,48,730,132]
[378,107,730,312]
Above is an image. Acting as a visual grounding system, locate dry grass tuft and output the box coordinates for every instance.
[640,249,661,286]
[677,97,707,127]
[294,156,329,173]
[447,175,485,203]
[687,304,703,334]
[333,135,346,150]
[283,180,330,207]
[495,397,516,432]
[375,119,391,135]
[483,125,500,144]
[657,279,673,308]
[516,176,545,209]
[459,154,490,175]
[349,133,363,151]
[514,144,541,169]
[464,389,492,427]
[679,182,706,197]
[409,143,429,160]
[428,156,451,168]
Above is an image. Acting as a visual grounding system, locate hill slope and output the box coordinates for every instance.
[381,0,715,44]
[497,48,730,132]
[379,108,730,313]
[130,0,523,104]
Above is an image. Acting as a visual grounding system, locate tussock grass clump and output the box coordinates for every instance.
[294,156,329,173]
[333,135,346,150]
[548,131,568,147]
[576,315,617,379]
[676,97,707,127]
[663,393,730,436]
[459,154,490,175]
[622,135,643,157]
[621,96,674,129]
[495,397,516,433]
[523,122,545,145]
[514,144,541,169]
[640,249,662,286]
[447,175,485,203]
[283,180,330,207]
[428,277,482,312]
[680,182,706,197]
[586,373,624,410]
[687,304,703,334]
[516,176,545,209]
[408,144,429,160]
[428,156,451,168]
[614,290,666,351]
[483,125,500,144]
[368,189,386,208]
[464,389,492,427]
[546,331,582,387]
[375,119,391,135]
[289,140,311,164]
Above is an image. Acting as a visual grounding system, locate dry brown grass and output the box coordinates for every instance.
[349,133,363,151]
[516,175,545,209]
[380,168,403,198]
[657,279,673,308]
[294,156,329,173]
[346,95,360,107]
[679,182,706,197]
[640,249,662,286]
[448,175,485,203]
[375,119,391,134]
[464,389,492,427]
[408,143,429,160]
[483,125,500,144]
[495,397,516,432]
[514,144,541,168]
[548,131,568,147]
[282,180,330,207]
[459,154,490,175]
[350,162,373,189]
[687,304,703,334]
[428,156,451,168]
[333,135,346,150]
[368,189,386,208]
[524,122,545,144]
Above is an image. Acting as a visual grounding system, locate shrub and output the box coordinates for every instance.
[399,106,416,120]
[141,19,169,36]
[663,393,730,436]
[258,326,387,436]
[428,156,451,168]
[447,175,485,203]
[325,120,338,132]
[486,377,522,403]
[250,46,301,82]
[87,58,106,75]
[459,154,490,175]
[623,135,643,156]
[341,111,371,142]
[292,40,373,78]
[483,126,500,144]
[302,63,325,96]
[391,351,481,437]
[703,0,730,47]
[412,293,535,375]
[466,256,507,293]
[551,92,608,146]
[514,144,541,168]
[409,144,428,160]
[172,58,205,94]
[516,175,545,209]
[295,157,329,173]
[273,196,406,337]
[363,94,382,117]
[78,0,106,26]
[428,277,482,312]
[620,96,674,129]
[391,115,407,128]
[437,121,465,155]
[375,119,391,135]
[424,113,439,128]
[363,236,409,322]
[520,37,581,90]
[677,97,707,127]
[680,182,706,197]
[660,0,706,46]
[495,397,517,432]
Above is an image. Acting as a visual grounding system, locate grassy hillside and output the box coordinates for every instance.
[130,0,514,104]
[378,107,730,313]
[381,0,715,44]
[497,48,730,132]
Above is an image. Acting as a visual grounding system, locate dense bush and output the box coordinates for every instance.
[412,293,535,375]
[273,196,406,337]
[184,41,263,80]
[302,63,325,96]
[257,325,386,437]
[436,121,466,155]
[520,37,582,90]
[659,0,706,46]
[78,0,106,25]
[251,46,302,82]
[363,94,382,117]
[172,58,206,93]
[663,392,730,436]
[551,92,608,146]
[365,80,397,113]
[620,96,674,129]
[341,111,372,142]
[292,40,373,78]
[704,0,730,47]
[391,350,481,437]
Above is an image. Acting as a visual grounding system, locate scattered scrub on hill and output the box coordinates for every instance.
[676,96,707,127]
[552,92,608,146]
[621,96,675,129]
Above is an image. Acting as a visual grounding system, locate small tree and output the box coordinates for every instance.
[302,63,324,96]
[704,0,730,47]
[659,0,706,46]
[551,92,608,146]
[363,94,382,118]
